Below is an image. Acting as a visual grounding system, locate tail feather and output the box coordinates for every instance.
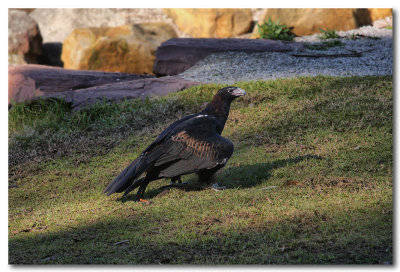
[104,144,165,196]
[104,156,145,196]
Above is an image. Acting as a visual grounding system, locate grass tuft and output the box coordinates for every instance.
[305,40,344,51]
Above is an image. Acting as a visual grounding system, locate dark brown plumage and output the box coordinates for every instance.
[103,86,246,201]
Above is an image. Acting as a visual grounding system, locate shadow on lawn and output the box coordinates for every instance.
[118,154,323,202]
[221,154,323,189]
[8,196,391,264]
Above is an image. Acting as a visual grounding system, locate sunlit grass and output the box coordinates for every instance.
[9,75,392,264]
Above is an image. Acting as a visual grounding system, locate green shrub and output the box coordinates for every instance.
[319,29,340,39]
[257,18,295,41]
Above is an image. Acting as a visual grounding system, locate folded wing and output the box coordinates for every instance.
[155,115,234,177]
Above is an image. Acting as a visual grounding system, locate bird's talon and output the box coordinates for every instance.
[139,198,150,204]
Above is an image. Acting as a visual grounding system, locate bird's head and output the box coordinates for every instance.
[216,86,246,101]
[203,86,246,119]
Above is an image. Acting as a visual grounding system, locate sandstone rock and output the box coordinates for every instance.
[29,8,135,43]
[61,23,177,74]
[9,64,153,105]
[29,8,182,43]
[368,8,392,22]
[8,10,42,65]
[153,38,304,76]
[163,8,253,38]
[253,8,373,37]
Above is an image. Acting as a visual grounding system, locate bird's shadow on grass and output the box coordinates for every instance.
[220,154,324,189]
[118,154,323,202]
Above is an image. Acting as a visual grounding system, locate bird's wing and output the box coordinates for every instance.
[104,113,215,195]
[141,113,198,154]
[154,115,234,177]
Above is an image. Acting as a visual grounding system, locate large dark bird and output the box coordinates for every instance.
[104,86,246,201]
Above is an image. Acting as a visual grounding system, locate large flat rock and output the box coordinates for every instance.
[153,38,304,76]
[9,65,153,104]
[45,76,200,110]
[9,64,199,109]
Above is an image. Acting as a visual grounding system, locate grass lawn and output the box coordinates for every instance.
[8,76,392,264]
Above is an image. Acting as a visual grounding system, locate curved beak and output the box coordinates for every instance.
[232,87,246,97]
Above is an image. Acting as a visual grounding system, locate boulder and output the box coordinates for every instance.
[8,10,42,65]
[153,38,304,76]
[253,8,373,37]
[8,65,198,109]
[163,8,253,38]
[28,8,181,43]
[9,64,153,105]
[61,23,177,74]
[368,8,392,21]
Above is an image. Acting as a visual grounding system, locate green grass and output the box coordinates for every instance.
[305,40,344,51]
[8,76,392,264]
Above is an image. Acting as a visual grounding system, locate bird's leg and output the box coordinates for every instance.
[198,166,227,191]
[158,177,189,193]
[134,181,150,202]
